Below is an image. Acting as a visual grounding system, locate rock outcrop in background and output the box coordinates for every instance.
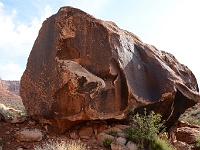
[20,6,200,134]
[0,77,21,101]
[1,80,20,96]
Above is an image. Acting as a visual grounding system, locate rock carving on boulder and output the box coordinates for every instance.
[20,6,200,134]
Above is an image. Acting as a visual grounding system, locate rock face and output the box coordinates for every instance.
[169,120,200,149]
[20,6,200,134]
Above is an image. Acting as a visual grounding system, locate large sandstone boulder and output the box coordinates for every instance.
[20,6,200,134]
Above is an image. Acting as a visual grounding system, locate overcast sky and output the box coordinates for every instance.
[0,0,200,86]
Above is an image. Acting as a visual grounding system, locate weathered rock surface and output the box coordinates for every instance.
[78,126,94,139]
[15,128,43,142]
[173,141,192,150]
[169,121,200,149]
[175,127,200,144]
[20,6,200,134]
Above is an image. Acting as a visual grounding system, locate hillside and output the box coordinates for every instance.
[0,77,21,106]
[1,80,20,96]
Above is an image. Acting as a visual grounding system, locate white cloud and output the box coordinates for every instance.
[64,0,110,17]
[0,0,110,80]
[41,5,53,21]
[0,62,24,80]
[0,4,53,57]
[0,3,53,80]
[1,0,199,86]
[149,0,200,85]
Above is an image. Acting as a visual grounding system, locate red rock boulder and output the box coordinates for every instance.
[20,6,200,134]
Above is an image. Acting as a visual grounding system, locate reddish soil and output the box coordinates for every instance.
[0,118,107,150]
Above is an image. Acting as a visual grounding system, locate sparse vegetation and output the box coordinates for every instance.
[125,108,166,149]
[0,102,27,118]
[103,138,113,148]
[34,139,87,150]
[179,104,200,126]
[185,116,200,126]
[108,130,118,137]
[195,137,200,148]
[150,137,175,150]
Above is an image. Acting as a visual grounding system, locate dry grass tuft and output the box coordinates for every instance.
[34,139,87,150]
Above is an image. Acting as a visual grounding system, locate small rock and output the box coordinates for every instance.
[97,133,114,145]
[114,125,129,130]
[21,144,31,149]
[97,124,109,133]
[178,120,189,127]
[175,127,200,144]
[111,142,126,150]
[11,117,26,124]
[117,132,126,138]
[17,148,23,150]
[28,120,36,126]
[104,127,123,134]
[79,126,93,139]
[126,141,138,150]
[115,137,126,145]
[81,135,91,140]
[5,131,10,135]
[14,128,20,131]
[70,131,79,140]
[15,128,43,142]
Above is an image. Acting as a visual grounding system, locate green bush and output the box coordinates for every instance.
[125,109,165,149]
[195,137,200,148]
[108,130,118,137]
[150,137,175,150]
[103,138,113,148]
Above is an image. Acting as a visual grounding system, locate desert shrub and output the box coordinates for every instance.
[125,108,165,149]
[0,103,27,118]
[103,138,113,148]
[34,139,86,150]
[108,130,118,137]
[150,137,175,150]
[185,116,200,126]
[195,137,200,148]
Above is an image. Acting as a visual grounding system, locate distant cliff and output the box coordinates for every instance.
[1,80,20,95]
[0,77,21,102]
